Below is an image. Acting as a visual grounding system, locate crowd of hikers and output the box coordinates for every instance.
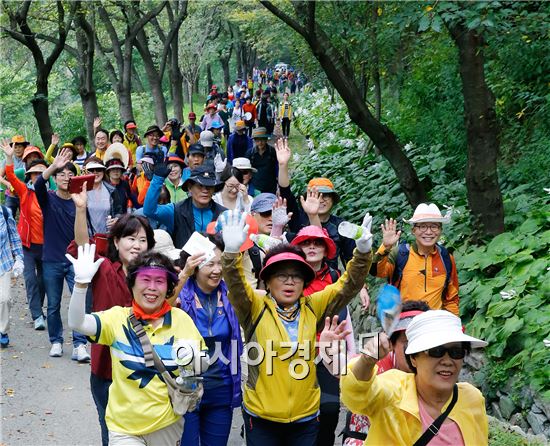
[0,66,489,446]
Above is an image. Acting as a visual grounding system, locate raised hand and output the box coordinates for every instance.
[93,117,102,131]
[181,252,206,278]
[153,161,171,178]
[51,133,60,147]
[52,147,74,169]
[270,196,292,237]
[319,315,351,344]
[70,183,88,209]
[381,218,401,249]
[275,137,291,165]
[356,212,374,253]
[0,138,14,158]
[360,331,391,361]
[219,210,249,253]
[65,243,104,284]
[300,186,321,217]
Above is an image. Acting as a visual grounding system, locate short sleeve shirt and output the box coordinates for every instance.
[90,306,206,436]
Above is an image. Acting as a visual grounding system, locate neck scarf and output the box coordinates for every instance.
[271,295,300,322]
[132,300,172,321]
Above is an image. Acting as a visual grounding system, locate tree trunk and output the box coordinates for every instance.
[135,29,168,124]
[448,24,504,237]
[132,66,145,93]
[193,77,199,95]
[235,42,243,79]
[187,81,194,112]
[220,56,230,89]
[170,40,184,122]
[206,63,213,90]
[31,77,53,147]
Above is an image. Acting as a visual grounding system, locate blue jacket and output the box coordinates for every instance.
[179,278,243,409]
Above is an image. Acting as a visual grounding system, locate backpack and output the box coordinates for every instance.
[391,242,453,300]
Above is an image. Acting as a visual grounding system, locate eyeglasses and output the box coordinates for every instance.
[273,273,304,284]
[259,210,272,218]
[426,345,466,360]
[56,172,75,178]
[414,223,442,232]
[225,183,241,191]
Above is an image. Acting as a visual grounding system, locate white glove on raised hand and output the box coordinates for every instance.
[213,153,227,173]
[12,258,24,278]
[65,243,104,284]
[355,212,374,253]
[219,210,249,253]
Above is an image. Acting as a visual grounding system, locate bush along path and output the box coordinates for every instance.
[289,89,550,441]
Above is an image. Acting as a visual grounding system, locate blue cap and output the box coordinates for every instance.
[251,193,277,213]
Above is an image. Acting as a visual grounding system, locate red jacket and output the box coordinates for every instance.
[304,263,340,296]
[5,164,43,248]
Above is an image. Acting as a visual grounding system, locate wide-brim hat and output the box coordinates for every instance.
[182,166,223,192]
[10,135,29,147]
[252,127,268,139]
[85,161,106,170]
[207,213,259,252]
[405,310,487,355]
[307,177,339,203]
[166,155,186,168]
[291,225,337,259]
[404,203,451,224]
[144,125,163,138]
[104,142,129,169]
[22,146,44,161]
[153,229,182,260]
[25,164,47,175]
[259,251,316,283]
[232,157,257,173]
[105,159,125,171]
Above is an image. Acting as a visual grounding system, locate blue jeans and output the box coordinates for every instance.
[90,373,111,446]
[43,261,89,346]
[23,244,45,321]
[182,381,234,445]
[242,410,320,446]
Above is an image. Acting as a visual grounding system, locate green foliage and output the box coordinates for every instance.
[292,89,550,402]
[489,416,547,446]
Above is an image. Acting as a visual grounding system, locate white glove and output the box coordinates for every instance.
[219,210,249,253]
[12,258,24,278]
[65,243,104,284]
[270,206,289,237]
[355,212,374,253]
[213,153,227,173]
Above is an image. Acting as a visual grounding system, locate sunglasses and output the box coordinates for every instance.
[426,345,466,360]
[87,168,104,173]
[259,210,272,218]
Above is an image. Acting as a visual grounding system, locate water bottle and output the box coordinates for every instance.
[376,285,402,337]
[250,234,281,251]
[338,221,364,240]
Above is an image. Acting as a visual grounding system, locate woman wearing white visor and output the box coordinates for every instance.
[341,310,488,445]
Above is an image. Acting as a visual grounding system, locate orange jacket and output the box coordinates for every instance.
[5,164,44,247]
[131,174,150,206]
[373,242,459,315]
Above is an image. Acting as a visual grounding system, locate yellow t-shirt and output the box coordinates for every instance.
[90,306,206,436]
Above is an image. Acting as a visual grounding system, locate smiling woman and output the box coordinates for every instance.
[341,310,489,445]
[175,233,244,445]
[67,247,207,444]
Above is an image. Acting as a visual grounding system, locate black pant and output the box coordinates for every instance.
[243,410,319,446]
[90,373,112,446]
[317,403,340,446]
[282,118,291,137]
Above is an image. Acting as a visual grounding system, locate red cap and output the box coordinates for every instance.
[212,85,218,90]
[291,225,337,260]
[259,252,316,283]
[126,122,137,129]
[188,112,196,119]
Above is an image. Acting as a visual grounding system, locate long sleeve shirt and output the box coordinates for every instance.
[0,205,23,275]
